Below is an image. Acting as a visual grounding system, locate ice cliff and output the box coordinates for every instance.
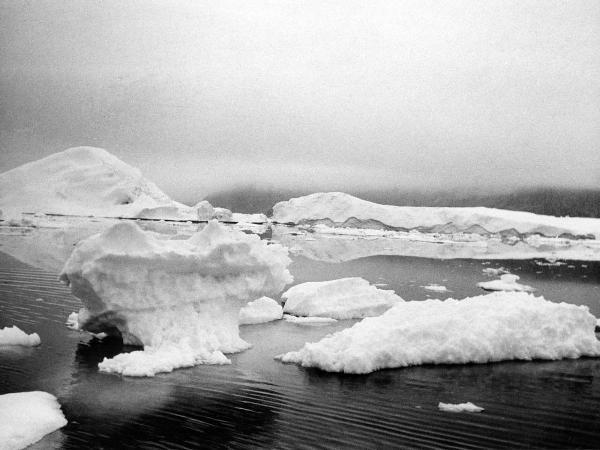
[272,192,600,239]
[59,220,292,376]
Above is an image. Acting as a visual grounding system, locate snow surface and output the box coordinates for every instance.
[0,326,41,346]
[422,284,449,292]
[282,277,403,320]
[59,220,292,376]
[438,402,484,413]
[239,297,283,325]
[276,292,600,374]
[272,192,600,239]
[0,391,67,450]
[478,274,535,292]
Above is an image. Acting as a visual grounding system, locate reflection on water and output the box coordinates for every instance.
[1,223,600,448]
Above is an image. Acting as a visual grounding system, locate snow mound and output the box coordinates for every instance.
[239,297,283,325]
[59,220,292,376]
[0,147,176,217]
[438,402,484,413]
[283,314,338,325]
[276,292,600,374]
[0,391,67,450]
[422,284,449,292]
[272,192,600,239]
[0,326,41,346]
[478,274,534,292]
[282,277,403,320]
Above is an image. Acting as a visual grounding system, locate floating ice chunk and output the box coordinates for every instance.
[283,314,338,325]
[422,284,449,292]
[239,297,283,325]
[65,312,80,330]
[478,274,534,292]
[0,326,41,346]
[60,220,292,376]
[276,292,600,374]
[272,192,600,239]
[282,278,403,320]
[482,267,509,276]
[0,391,67,450]
[438,402,484,413]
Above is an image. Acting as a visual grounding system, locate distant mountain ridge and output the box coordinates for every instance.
[205,187,600,218]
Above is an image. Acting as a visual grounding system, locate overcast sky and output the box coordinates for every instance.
[1,0,599,202]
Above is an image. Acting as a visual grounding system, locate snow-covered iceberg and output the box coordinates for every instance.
[239,297,283,325]
[0,391,67,450]
[276,292,600,374]
[0,146,226,222]
[0,326,41,346]
[59,220,292,376]
[272,192,600,239]
[282,277,403,320]
[478,274,534,292]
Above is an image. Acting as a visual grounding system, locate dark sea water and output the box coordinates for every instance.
[1,224,600,449]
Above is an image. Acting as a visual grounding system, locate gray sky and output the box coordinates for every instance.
[1,0,599,202]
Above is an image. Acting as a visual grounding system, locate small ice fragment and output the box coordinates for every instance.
[0,326,41,347]
[438,402,484,413]
[482,267,508,276]
[477,274,534,292]
[0,391,67,449]
[422,284,449,292]
[65,312,80,330]
[239,297,283,325]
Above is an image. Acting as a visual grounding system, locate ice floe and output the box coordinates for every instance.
[276,292,600,374]
[282,277,403,320]
[482,267,509,276]
[272,192,600,239]
[478,274,535,292]
[59,220,292,376]
[283,314,338,325]
[438,402,484,413]
[239,297,283,325]
[0,391,67,450]
[0,326,41,346]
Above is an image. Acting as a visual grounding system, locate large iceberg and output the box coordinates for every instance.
[276,292,600,374]
[59,220,292,376]
[0,391,67,450]
[272,192,600,239]
[0,146,223,222]
[282,277,403,319]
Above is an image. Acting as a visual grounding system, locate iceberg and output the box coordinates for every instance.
[59,220,292,376]
[239,297,283,325]
[282,277,403,320]
[438,402,484,413]
[276,292,600,374]
[272,192,600,239]
[478,274,535,292]
[0,326,41,346]
[0,391,67,450]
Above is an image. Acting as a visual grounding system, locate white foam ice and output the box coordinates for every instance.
[282,277,403,320]
[276,292,600,374]
[478,274,535,292]
[59,220,292,376]
[0,326,41,346]
[0,391,67,450]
